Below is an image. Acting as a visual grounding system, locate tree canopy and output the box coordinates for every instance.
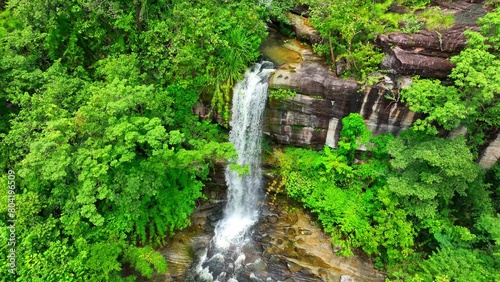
[0,0,499,281]
[402,10,500,148]
[0,0,267,280]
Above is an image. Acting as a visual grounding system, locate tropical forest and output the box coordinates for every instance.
[0,0,499,281]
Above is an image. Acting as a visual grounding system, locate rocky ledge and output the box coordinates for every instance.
[261,35,419,148]
[262,1,498,168]
[285,0,488,79]
[253,196,386,282]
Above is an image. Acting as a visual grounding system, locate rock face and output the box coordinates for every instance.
[378,27,470,78]
[286,12,322,44]
[377,0,487,78]
[263,1,498,168]
[284,0,486,79]
[264,58,419,148]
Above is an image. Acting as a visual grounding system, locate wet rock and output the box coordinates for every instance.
[299,228,312,235]
[340,275,356,282]
[261,235,272,244]
[267,215,279,224]
[250,273,261,282]
[287,261,302,273]
[249,259,267,272]
[255,196,386,282]
[284,212,299,225]
[286,227,297,236]
[376,0,486,79]
[266,256,293,280]
[286,12,322,44]
[294,247,307,257]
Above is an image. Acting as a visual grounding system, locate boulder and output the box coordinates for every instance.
[479,133,500,169]
[377,28,470,57]
[286,12,322,44]
[381,46,456,78]
[377,27,471,78]
[377,0,487,78]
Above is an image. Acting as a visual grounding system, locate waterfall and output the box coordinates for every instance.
[186,62,274,282]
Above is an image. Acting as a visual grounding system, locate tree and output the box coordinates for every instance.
[407,248,499,282]
[337,113,371,164]
[0,0,263,277]
[387,131,482,220]
[305,0,395,80]
[401,10,500,148]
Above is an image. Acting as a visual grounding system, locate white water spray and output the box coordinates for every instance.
[213,62,274,249]
[187,62,274,282]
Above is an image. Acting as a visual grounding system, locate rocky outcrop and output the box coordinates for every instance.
[284,0,486,79]
[264,54,419,147]
[377,0,486,78]
[379,45,456,79]
[262,1,498,166]
[286,12,321,44]
[378,27,471,78]
[377,28,470,58]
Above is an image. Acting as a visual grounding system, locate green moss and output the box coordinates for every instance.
[421,7,455,31]
[269,88,297,101]
[290,124,306,130]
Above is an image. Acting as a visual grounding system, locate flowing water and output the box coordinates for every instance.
[185,62,275,282]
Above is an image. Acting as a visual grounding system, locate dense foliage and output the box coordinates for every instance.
[273,114,500,280]
[272,8,500,281]
[1,0,499,281]
[0,0,268,280]
[402,10,500,150]
[267,0,455,81]
[306,0,393,80]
